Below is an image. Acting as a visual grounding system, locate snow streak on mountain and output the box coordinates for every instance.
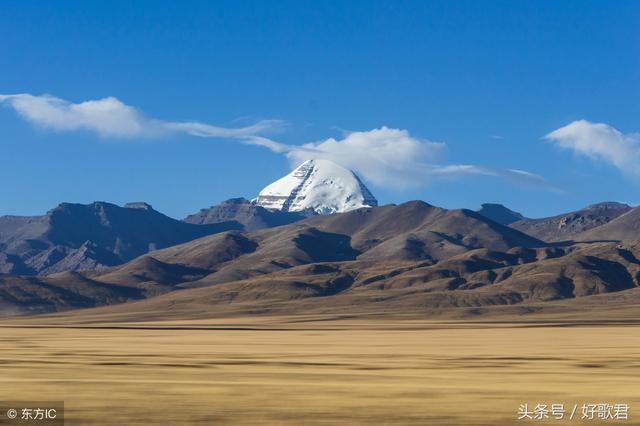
[254,159,378,214]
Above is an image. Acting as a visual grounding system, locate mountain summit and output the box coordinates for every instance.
[476,203,525,225]
[254,159,378,214]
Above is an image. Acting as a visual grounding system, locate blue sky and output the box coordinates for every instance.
[2,0,639,219]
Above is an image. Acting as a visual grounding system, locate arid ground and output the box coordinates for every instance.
[0,315,638,425]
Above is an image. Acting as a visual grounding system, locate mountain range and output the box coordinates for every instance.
[0,201,241,276]
[1,162,640,318]
[508,202,632,241]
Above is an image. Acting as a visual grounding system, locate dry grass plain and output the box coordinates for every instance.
[0,315,638,425]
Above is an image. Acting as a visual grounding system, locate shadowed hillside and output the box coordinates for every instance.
[0,201,241,275]
[573,206,640,242]
[476,203,525,225]
[509,202,631,242]
[184,198,306,231]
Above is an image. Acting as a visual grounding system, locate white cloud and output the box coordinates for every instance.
[0,93,283,139]
[0,93,552,191]
[273,127,550,190]
[286,127,445,187]
[545,120,640,177]
[431,164,498,177]
[430,164,558,191]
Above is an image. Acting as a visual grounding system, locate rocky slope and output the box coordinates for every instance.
[0,201,241,275]
[572,205,640,242]
[184,198,306,231]
[509,202,631,242]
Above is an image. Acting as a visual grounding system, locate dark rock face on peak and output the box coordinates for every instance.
[510,202,632,242]
[0,201,241,276]
[184,198,306,231]
[476,203,525,225]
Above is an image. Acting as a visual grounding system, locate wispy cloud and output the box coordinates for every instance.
[545,120,640,178]
[1,93,552,191]
[430,164,560,192]
[0,93,283,139]
[248,127,552,190]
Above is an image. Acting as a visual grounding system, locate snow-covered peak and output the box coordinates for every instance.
[254,159,378,214]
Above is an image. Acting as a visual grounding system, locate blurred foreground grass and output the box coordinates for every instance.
[0,318,637,425]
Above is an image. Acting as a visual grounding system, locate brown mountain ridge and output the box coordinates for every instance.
[506,202,632,242]
[2,200,639,318]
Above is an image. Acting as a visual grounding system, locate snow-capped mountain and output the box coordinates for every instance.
[254,159,378,214]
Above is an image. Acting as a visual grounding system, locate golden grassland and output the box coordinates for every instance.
[0,316,638,425]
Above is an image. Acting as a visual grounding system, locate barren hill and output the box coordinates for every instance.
[509,202,631,242]
[573,206,640,242]
[184,198,305,231]
[0,201,240,275]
